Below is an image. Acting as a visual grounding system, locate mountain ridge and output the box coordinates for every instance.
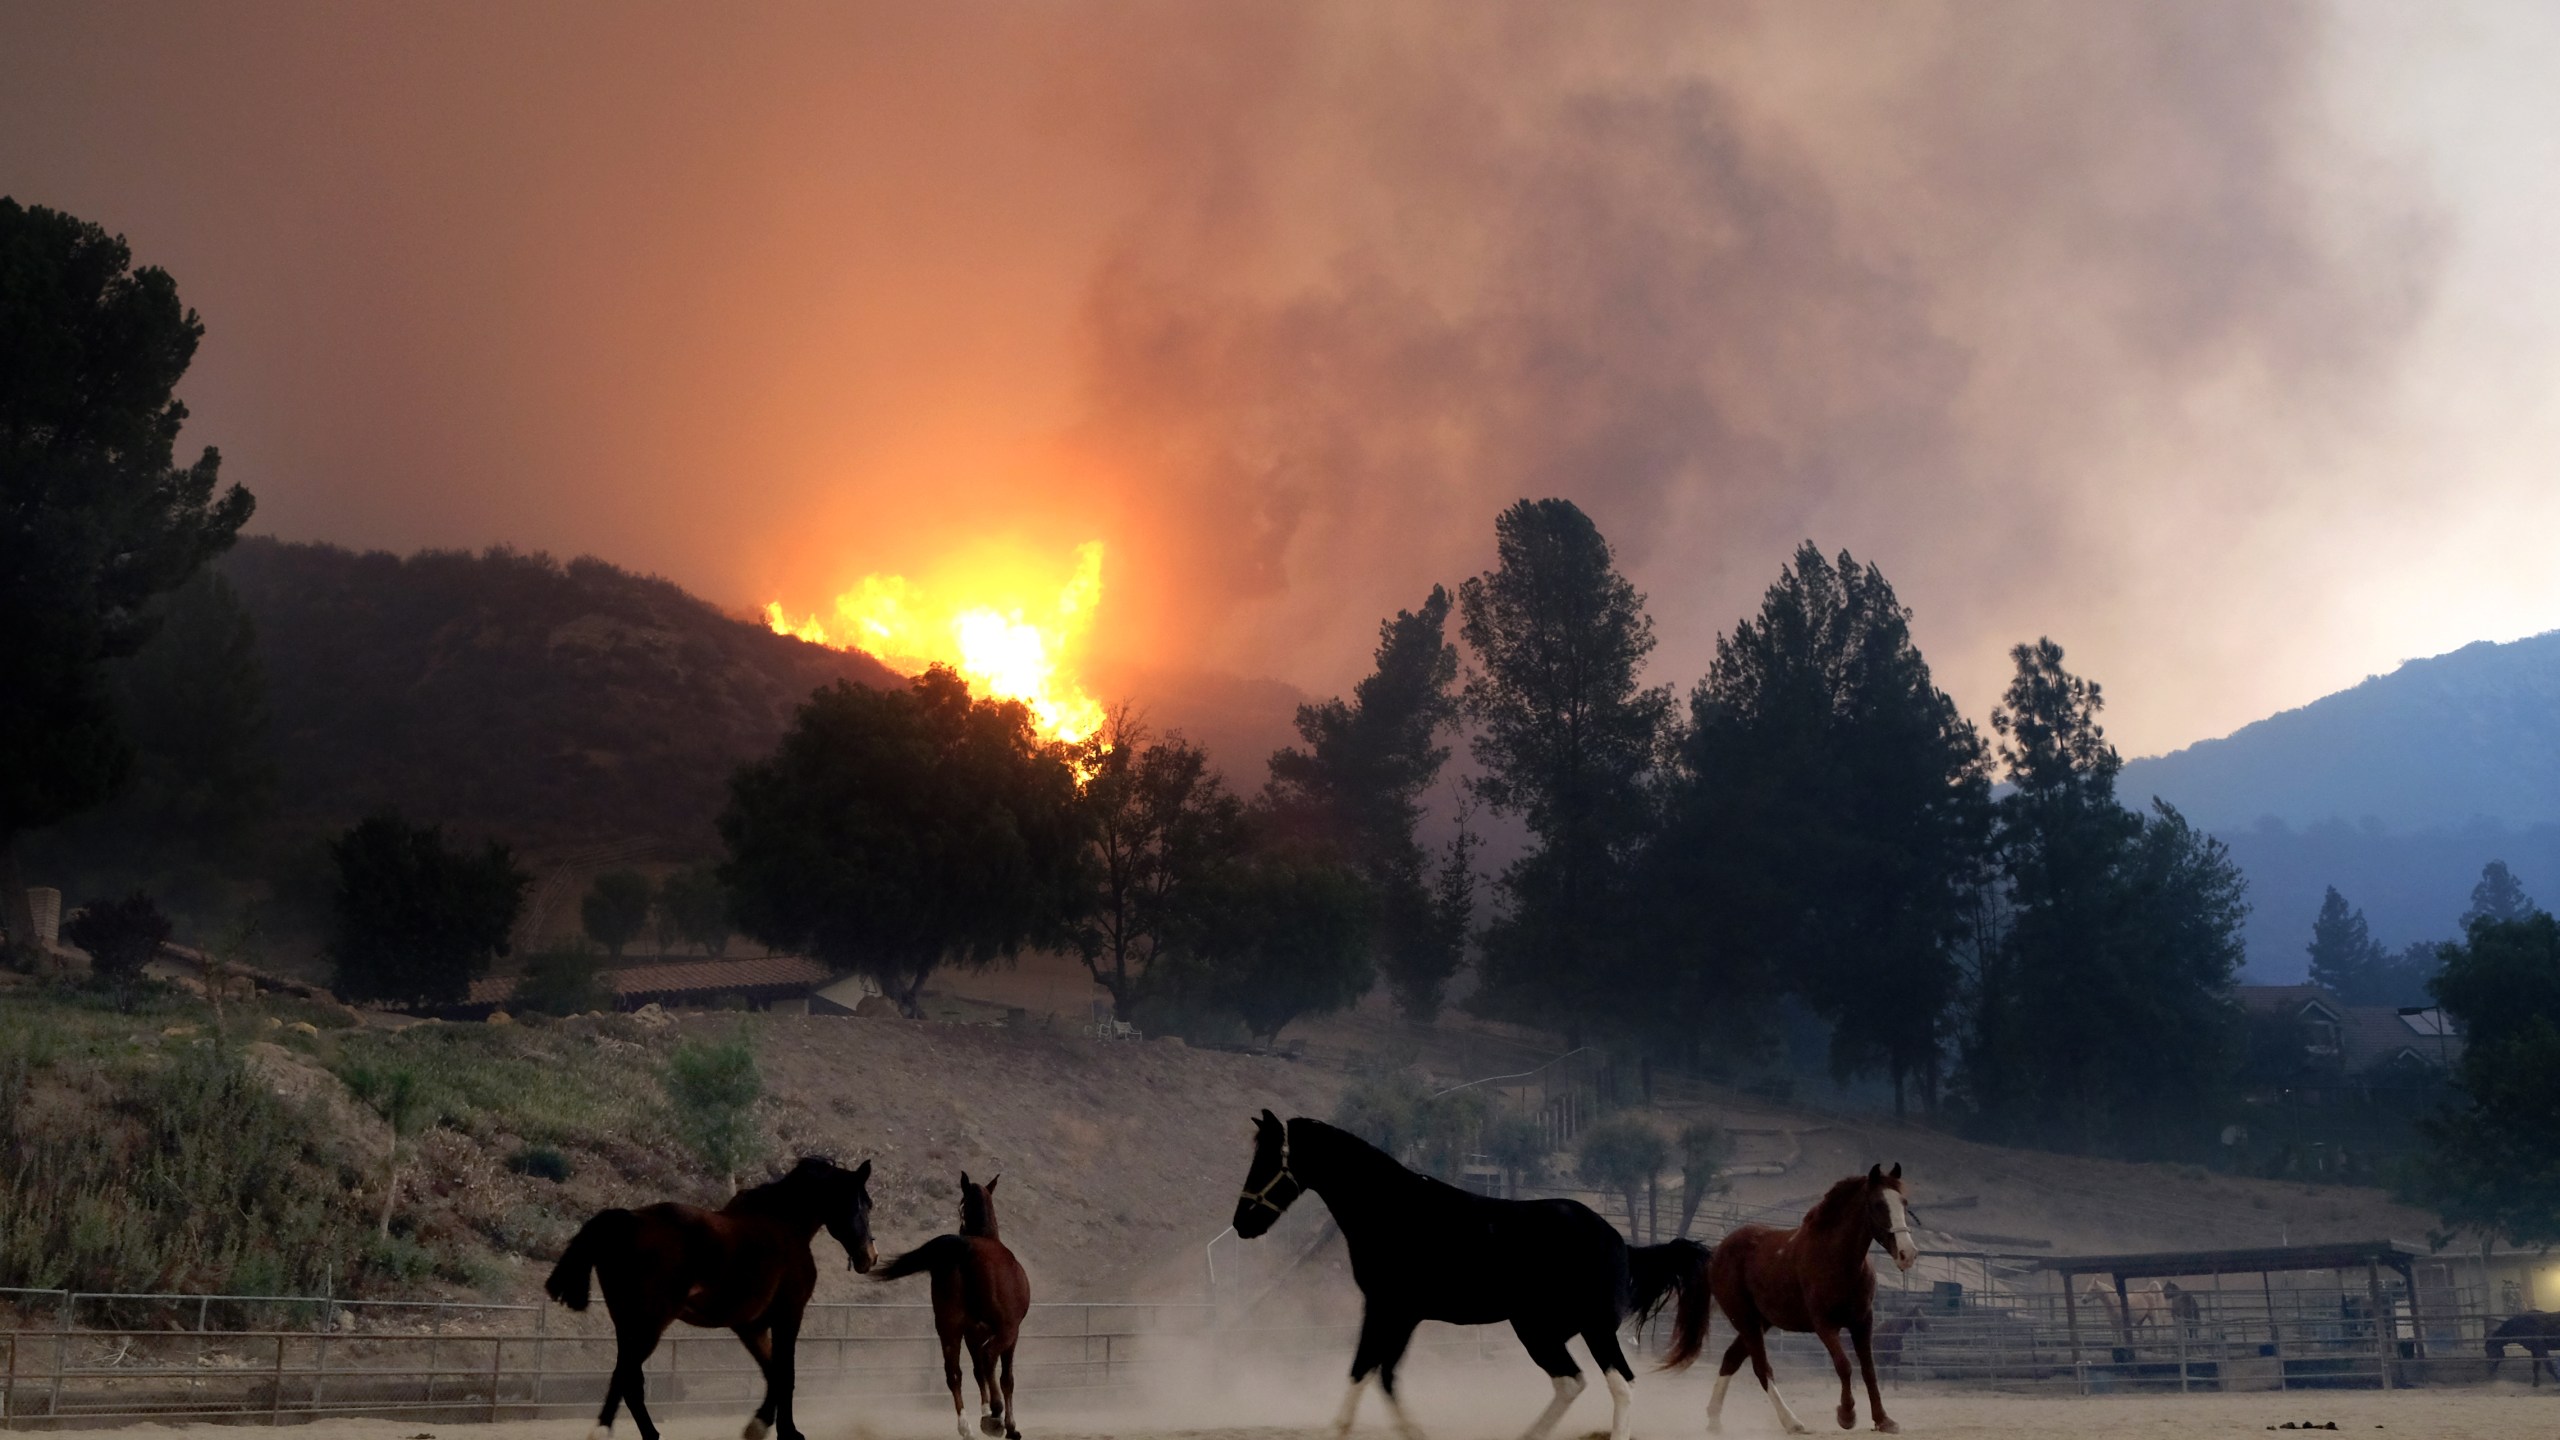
[2121,629,2560,832]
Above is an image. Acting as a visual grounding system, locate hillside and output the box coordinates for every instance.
[2122,631,2560,833]
[0,963,2448,1317]
[217,538,902,852]
[2115,632,2560,974]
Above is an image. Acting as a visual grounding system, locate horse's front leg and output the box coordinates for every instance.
[1848,1320,1897,1434]
[733,1325,777,1440]
[1814,1326,1855,1430]
[767,1313,807,1440]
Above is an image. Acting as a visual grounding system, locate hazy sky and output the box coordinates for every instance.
[7,1,2558,759]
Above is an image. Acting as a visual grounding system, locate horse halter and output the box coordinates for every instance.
[1238,1136,1301,1216]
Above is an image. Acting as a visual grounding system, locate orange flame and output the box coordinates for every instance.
[766,541,1108,744]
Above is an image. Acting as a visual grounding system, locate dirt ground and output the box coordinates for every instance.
[99,1380,2560,1440]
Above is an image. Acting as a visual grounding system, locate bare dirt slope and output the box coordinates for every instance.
[220,950,2436,1314]
[930,951,2441,1262]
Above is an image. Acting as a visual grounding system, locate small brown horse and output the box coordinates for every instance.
[546,1157,877,1440]
[1705,1164,1917,1435]
[876,1173,1032,1440]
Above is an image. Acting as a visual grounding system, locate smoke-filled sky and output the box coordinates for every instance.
[7,1,2559,759]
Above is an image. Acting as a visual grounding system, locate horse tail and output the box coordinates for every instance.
[544,1208,636,1312]
[1629,1237,1714,1371]
[872,1234,968,1284]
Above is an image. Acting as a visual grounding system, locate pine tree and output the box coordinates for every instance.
[1648,543,1989,1112]
[1267,587,1464,1023]
[2461,861,2536,928]
[1458,500,1670,1027]
[2306,885,2385,999]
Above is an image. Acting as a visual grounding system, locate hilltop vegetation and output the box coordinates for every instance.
[25,537,900,934]
[224,537,899,847]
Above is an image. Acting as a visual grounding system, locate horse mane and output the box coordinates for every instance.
[1288,1117,1423,1188]
[726,1156,843,1217]
[1802,1174,1872,1232]
[960,1178,999,1239]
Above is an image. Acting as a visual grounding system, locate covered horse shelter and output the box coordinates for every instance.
[2038,1240,2447,1388]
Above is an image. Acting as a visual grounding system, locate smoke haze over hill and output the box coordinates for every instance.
[6,3,2559,755]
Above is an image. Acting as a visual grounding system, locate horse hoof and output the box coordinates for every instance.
[981,1417,1006,1437]
[743,1422,767,1440]
[1874,1423,1900,1435]
[1838,1406,1856,1430]
[590,1428,612,1440]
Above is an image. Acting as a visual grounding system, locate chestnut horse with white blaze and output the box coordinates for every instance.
[1704,1164,1917,1435]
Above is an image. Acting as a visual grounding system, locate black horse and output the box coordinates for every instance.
[1232,1111,1710,1440]
[2488,1311,2560,1384]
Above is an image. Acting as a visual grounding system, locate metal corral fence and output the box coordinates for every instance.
[1756,1262,2528,1395]
[0,1289,1212,1428]
[0,1256,2535,1427]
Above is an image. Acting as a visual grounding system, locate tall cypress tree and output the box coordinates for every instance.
[1457,500,1670,1028]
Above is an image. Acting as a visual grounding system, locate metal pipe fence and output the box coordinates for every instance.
[0,1291,1215,1428]
[0,1269,2532,1428]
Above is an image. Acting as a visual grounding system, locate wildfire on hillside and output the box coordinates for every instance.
[765,540,1108,744]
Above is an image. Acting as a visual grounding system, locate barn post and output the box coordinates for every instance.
[2392,1257,2425,1359]
[2262,1269,2282,1389]
[2113,1273,2133,1347]
[2063,1268,2084,1370]
[2365,1261,2391,1387]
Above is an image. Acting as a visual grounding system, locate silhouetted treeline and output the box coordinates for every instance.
[1273,503,2251,1161]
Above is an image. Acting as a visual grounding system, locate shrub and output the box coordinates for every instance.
[0,1036,368,1298]
[1675,1121,1734,1236]
[64,891,172,1013]
[506,1145,573,1182]
[582,870,653,957]
[1479,1112,1551,1195]
[1332,1072,1488,1180]
[514,942,613,1016]
[339,1061,433,1238]
[1578,1115,1670,1242]
[665,1027,762,1189]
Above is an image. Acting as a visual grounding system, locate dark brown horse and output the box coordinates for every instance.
[2488,1311,2560,1384]
[546,1157,877,1440]
[1704,1164,1917,1435]
[876,1172,1033,1440]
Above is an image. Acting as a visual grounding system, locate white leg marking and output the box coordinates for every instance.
[1382,1386,1427,1440]
[1333,1376,1367,1436]
[1517,1373,1585,1440]
[1706,1369,1732,1433]
[1603,1371,1633,1440]
[1766,1377,1809,1435]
